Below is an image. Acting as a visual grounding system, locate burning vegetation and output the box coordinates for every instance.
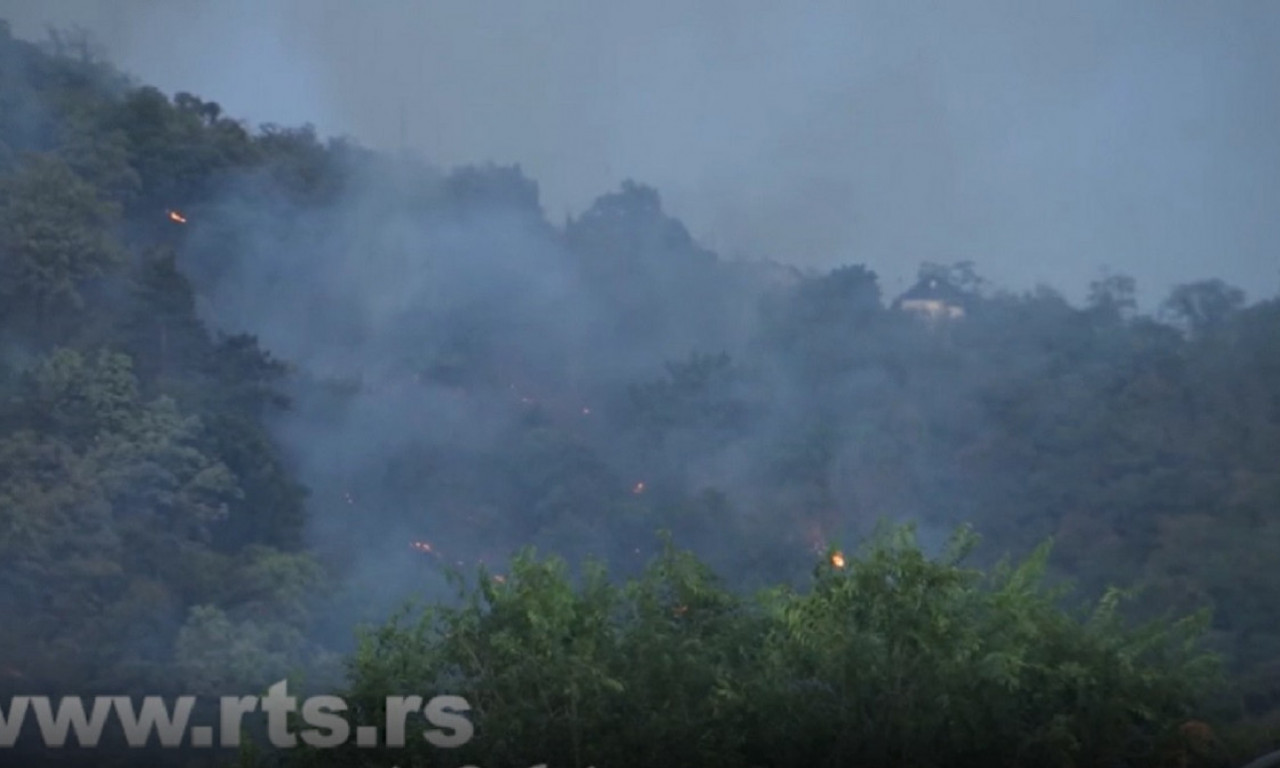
[0,23,1272,766]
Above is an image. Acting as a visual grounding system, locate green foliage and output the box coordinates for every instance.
[1,23,1278,766]
[627,351,749,435]
[0,346,320,693]
[269,526,1218,768]
[0,151,123,340]
[174,603,335,697]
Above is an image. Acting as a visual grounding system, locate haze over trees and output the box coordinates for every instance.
[0,21,1278,767]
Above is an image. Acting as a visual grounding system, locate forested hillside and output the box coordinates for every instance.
[2,22,1279,767]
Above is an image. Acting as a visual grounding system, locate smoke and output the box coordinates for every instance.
[1,0,1276,650]
[2,1,1276,305]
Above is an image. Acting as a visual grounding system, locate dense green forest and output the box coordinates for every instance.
[2,21,1279,767]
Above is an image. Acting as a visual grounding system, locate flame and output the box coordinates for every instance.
[830,551,846,569]
[632,481,646,494]
[411,538,510,582]
[167,210,187,224]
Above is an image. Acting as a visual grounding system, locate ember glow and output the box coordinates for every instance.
[167,209,187,224]
[830,551,846,569]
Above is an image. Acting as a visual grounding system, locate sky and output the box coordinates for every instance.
[2,0,1277,305]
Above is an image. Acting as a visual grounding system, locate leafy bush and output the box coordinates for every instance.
[269,524,1221,768]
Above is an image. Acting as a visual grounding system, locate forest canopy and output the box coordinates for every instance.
[0,19,1278,768]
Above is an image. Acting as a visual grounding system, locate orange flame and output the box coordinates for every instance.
[830,551,846,569]
[167,210,187,224]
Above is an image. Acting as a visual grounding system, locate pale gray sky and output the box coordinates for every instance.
[3,0,1278,304]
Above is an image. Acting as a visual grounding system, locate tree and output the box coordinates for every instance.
[1087,271,1139,322]
[1161,279,1247,338]
[112,247,212,389]
[0,152,123,342]
[268,525,1219,768]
